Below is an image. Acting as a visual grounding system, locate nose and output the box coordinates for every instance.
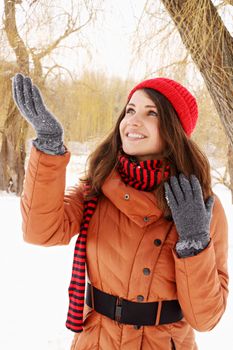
[127,112,142,126]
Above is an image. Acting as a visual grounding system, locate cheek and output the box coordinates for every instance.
[151,124,164,145]
[119,119,126,138]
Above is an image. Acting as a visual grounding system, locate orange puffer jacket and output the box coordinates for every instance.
[21,146,229,350]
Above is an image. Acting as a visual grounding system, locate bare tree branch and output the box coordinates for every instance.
[43,64,74,83]
[3,0,29,73]
[211,166,231,190]
[30,10,94,61]
[223,0,233,5]
[29,0,39,7]
[143,53,190,79]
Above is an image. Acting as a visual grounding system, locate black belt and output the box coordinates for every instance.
[86,283,183,326]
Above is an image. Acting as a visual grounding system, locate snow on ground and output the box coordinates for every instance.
[0,152,233,349]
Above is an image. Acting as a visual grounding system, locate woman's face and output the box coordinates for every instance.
[119,90,166,161]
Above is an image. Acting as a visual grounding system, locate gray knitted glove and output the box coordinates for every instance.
[12,73,66,155]
[164,174,214,258]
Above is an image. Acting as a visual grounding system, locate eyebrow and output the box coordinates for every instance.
[127,103,157,108]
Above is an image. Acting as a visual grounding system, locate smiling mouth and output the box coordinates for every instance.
[126,133,146,140]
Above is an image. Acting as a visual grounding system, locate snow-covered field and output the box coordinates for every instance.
[0,153,232,349]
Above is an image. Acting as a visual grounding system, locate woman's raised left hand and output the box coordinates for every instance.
[164,174,214,251]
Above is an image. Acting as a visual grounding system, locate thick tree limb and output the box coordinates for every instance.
[4,0,29,73]
[161,0,233,147]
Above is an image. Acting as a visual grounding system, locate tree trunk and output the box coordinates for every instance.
[0,0,29,195]
[0,95,28,194]
[1,0,96,194]
[160,0,233,199]
[227,143,233,201]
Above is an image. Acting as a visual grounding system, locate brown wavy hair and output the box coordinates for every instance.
[80,88,213,217]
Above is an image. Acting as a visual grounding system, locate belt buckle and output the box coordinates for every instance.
[115,296,123,322]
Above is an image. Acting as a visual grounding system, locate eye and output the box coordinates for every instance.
[148,110,159,117]
[126,108,134,114]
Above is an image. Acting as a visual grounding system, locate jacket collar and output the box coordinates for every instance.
[102,169,164,228]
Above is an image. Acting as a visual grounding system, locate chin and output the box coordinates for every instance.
[122,147,138,157]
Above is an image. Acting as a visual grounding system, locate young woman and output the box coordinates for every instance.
[13,73,228,350]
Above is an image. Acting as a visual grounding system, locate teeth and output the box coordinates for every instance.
[127,133,145,139]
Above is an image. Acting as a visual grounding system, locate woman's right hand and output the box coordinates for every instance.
[12,73,66,155]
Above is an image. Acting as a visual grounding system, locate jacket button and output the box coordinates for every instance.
[124,193,130,200]
[143,268,151,275]
[154,239,162,246]
[143,216,149,222]
[137,295,144,302]
[134,325,141,329]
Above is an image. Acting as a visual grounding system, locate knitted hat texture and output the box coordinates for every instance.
[128,78,198,136]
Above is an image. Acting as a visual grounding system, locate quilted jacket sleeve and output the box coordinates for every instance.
[173,193,228,331]
[20,145,84,246]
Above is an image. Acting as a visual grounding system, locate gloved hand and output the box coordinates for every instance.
[12,73,66,155]
[164,173,214,258]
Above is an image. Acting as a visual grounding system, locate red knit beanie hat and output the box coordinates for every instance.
[128,78,198,136]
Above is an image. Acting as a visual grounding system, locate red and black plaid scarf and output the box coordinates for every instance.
[66,153,171,332]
